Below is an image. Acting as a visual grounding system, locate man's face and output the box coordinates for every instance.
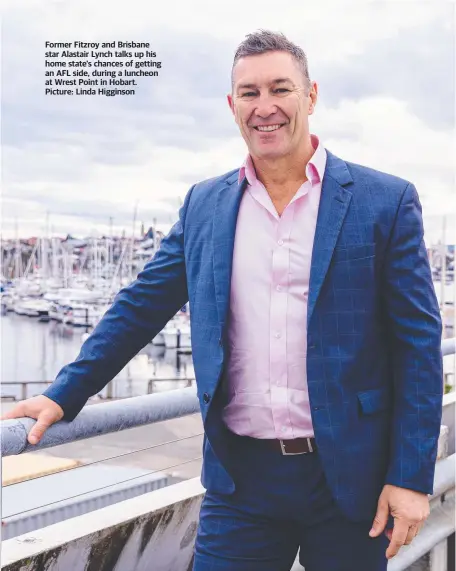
[228,51,317,160]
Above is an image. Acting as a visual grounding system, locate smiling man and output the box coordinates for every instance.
[2,30,443,571]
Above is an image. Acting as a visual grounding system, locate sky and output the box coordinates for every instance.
[1,0,455,244]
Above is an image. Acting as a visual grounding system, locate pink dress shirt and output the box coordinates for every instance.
[222,135,327,439]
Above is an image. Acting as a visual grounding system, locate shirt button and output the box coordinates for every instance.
[278,239,284,246]
[276,285,282,292]
[274,332,281,339]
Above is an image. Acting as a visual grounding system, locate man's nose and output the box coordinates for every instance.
[254,93,278,118]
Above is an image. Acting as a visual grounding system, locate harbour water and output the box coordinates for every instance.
[1,296,454,402]
[1,312,195,401]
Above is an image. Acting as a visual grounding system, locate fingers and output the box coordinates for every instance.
[386,520,409,559]
[1,397,64,446]
[385,521,421,558]
[369,499,389,537]
[28,411,55,445]
[404,524,419,545]
[385,522,419,542]
[0,401,45,445]
[0,403,26,421]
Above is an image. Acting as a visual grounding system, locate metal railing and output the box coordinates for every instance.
[1,380,53,402]
[1,338,455,571]
[0,377,196,401]
[1,387,200,456]
[389,457,455,571]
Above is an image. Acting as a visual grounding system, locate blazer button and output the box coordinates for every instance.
[203,393,211,404]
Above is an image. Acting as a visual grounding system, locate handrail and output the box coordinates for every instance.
[1,387,200,456]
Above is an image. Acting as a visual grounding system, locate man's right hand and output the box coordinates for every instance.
[0,395,64,445]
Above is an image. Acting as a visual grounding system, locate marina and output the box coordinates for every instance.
[1,312,194,401]
[1,231,454,402]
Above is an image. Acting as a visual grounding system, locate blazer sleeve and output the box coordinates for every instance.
[382,182,443,495]
[43,185,195,421]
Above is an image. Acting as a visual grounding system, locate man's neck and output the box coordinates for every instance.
[251,140,316,202]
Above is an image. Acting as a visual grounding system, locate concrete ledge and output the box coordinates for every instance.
[2,466,454,571]
[1,478,205,571]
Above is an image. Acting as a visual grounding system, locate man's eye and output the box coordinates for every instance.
[274,88,290,93]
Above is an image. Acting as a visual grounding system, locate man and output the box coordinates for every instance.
[2,30,443,570]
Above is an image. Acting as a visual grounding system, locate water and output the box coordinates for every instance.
[1,312,195,401]
[1,309,454,401]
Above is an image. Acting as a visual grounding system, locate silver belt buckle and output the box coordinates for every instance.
[279,438,313,456]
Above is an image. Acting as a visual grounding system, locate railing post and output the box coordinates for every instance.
[448,533,455,571]
[430,540,448,571]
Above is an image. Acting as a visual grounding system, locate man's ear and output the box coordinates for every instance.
[308,81,318,115]
[227,93,235,116]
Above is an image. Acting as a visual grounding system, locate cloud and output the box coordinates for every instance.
[1,0,454,244]
[315,15,455,131]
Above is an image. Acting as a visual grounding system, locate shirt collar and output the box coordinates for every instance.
[238,134,326,186]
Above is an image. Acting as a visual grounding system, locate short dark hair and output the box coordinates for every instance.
[232,30,311,91]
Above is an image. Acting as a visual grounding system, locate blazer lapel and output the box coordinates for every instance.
[307,151,353,327]
[212,172,246,331]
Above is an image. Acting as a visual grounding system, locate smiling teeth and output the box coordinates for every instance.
[256,124,282,132]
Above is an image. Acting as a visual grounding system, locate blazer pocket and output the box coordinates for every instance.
[332,243,375,264]
[357,388,390,415]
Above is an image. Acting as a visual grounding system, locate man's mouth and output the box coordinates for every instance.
[253,123,286,132]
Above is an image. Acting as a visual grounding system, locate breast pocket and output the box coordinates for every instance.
[331,243,375,264]
[330,243,375,291]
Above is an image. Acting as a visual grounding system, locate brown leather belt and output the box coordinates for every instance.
[265,437,316,455]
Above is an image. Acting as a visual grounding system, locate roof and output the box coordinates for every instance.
[2,459,167,519]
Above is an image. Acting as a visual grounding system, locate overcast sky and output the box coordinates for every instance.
[2,0,455,244]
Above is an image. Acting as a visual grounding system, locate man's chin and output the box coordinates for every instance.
[252,146,288,160]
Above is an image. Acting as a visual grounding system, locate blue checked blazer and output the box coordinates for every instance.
[44,149,443,521]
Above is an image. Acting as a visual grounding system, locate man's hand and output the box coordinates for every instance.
[369,484,430,559]
[0,395,64,445]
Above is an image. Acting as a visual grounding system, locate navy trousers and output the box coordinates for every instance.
[193,430,389,570]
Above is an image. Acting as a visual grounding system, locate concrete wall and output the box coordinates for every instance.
[2,396,454,571]
[1,479,205,571]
